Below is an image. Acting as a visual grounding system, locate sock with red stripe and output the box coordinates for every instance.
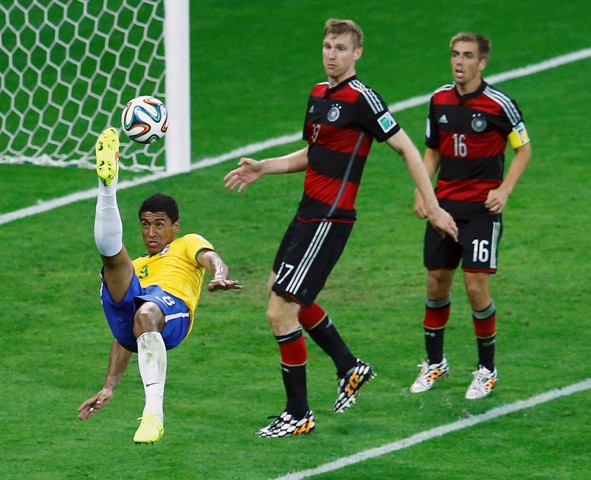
[423,296,451,364]
[276,328,309,418]
[299,302,356,376]
[473,302,496,371]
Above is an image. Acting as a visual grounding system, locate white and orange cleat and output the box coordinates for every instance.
[465,366,498,400]
[410,357,449,393]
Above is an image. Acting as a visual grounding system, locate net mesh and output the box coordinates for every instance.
[0,0,167,172]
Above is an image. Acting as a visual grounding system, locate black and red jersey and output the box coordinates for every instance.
[426,81,526,219]
[297,75,400,221]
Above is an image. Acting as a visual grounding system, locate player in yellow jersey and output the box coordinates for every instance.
[78,128,242,444]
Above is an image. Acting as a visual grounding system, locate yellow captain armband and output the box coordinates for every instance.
[508,121,530,148]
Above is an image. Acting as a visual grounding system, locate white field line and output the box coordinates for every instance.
[1,47,590,227]
[273,378,591,480]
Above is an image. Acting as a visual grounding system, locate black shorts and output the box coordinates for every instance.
[424,217,503,273]
[272,217,353,306]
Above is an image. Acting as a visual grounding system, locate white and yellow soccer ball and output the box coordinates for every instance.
[121,96,168,144]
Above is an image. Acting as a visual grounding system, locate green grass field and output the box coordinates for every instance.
[1,1,590,479]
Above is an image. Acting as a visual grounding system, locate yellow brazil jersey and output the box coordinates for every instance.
[132,233,214,329]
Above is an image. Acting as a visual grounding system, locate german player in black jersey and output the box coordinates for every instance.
[225,19,458,437]
[411,32,532,399]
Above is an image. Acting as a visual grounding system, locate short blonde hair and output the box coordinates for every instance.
[324,19,363,49]
[450,32,491,60]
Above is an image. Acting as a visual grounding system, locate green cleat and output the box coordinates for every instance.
[96,127,120,186]
[133,413,164,444]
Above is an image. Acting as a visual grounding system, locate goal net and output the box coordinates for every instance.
[0,0,190,173]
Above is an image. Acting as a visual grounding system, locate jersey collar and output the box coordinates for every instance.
[454,80,488,101]
[328,74,357,93]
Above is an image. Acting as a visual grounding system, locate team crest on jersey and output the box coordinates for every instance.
[378,111,397,133]
[327,104,341,122]
[471,113,487,132]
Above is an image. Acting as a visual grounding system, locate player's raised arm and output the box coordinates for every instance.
[224,147,309,192]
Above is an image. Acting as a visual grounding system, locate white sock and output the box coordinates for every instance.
[94,179,123,257]
[137,331,167,421]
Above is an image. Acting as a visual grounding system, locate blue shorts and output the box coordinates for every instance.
[100,274,191,352]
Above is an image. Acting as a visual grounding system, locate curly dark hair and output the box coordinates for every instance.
[138,193,179,223]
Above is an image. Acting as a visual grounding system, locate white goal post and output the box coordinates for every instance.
[0,0,190,174]
[164,0,191,174]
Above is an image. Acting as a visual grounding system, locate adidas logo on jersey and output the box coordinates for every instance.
[438,114,448,124]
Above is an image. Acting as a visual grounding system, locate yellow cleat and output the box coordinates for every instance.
[96,127,120,186]
[133,413,164,444]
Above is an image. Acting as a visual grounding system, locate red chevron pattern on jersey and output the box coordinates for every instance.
[426,81,525,219]
[298,76,400,221]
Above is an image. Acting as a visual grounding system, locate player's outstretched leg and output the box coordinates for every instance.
[94,127,122,258]
[333,358,376,413]
[96,127,120,186]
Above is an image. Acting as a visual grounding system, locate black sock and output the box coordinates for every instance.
[477,336,496,371]
[281,363,308,418]
[424,327,445,364]
[473,302,496,371]
[305,316,356,376]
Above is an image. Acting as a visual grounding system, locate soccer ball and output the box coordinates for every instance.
[121,96,168,144]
